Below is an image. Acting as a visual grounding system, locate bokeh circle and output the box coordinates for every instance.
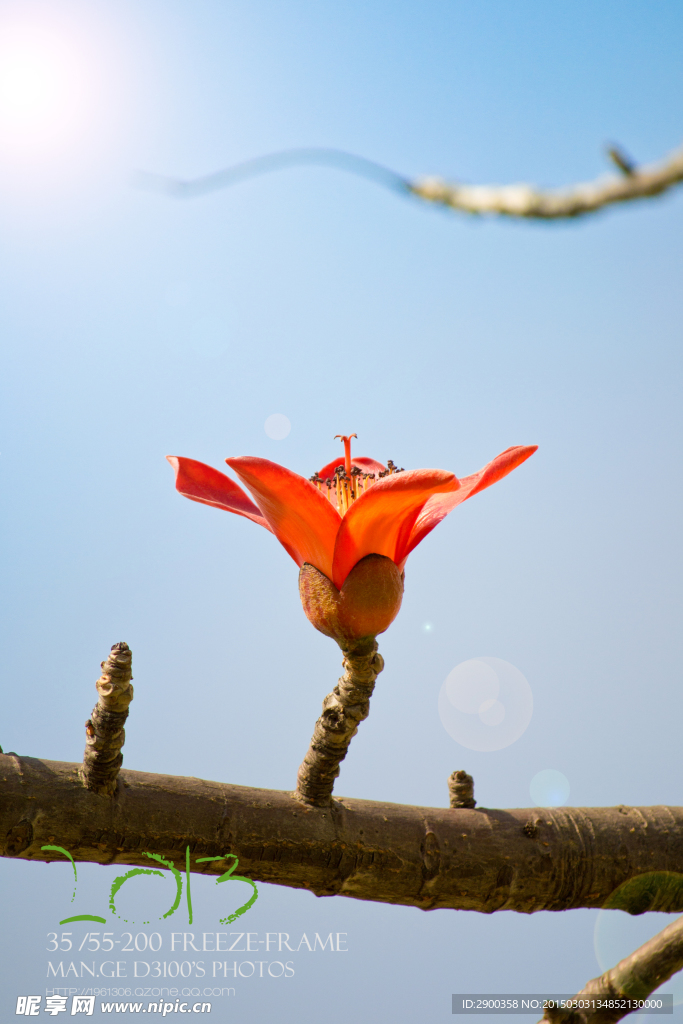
[530,769,570,807]
[264,413,291,440]
[438,656,533,752]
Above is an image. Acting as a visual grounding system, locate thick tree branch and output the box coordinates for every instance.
[410,143,683,219]
[541,916,683,1024]
[3,754,683,914]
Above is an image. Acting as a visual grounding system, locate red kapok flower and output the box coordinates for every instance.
[167,436,537,646]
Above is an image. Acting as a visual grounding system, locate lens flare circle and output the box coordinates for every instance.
[438,656,533,752]
[264,414,291,440]
[530,769,570,807]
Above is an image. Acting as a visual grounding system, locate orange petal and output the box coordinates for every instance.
[226,456,341,577]
[167,456,272,530]
[331,469,459,588]
[398,445,538,566]
[317,454,386,479]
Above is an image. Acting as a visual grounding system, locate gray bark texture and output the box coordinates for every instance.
[2,753,683,915]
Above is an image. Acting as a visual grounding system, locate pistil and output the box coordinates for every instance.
[309,436,405,515]
[334,433,357,475]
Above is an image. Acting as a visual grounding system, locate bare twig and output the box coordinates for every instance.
[541,916,683,1024]
[80,642,134,796]
[4,755,683,914]
[295,638,384,806]
[410,142,683,219]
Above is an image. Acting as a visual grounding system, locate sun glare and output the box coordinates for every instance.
[0,25,89,149]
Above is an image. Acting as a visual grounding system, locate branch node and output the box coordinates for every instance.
[79,642,134,797]
[448,770,476,808]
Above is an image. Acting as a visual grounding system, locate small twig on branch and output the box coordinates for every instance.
[541,916,683,1024]
[606,144,636,177]
[80,642,134,796]
[295,638,384,806]
[449,770,476,808]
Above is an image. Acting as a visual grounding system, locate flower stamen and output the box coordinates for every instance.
[310,440,405,514]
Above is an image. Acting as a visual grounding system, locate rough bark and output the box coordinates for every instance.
[295,638,384,806]
[541,916,683,1024]
[3,754,683,915]
[80,642,134,796]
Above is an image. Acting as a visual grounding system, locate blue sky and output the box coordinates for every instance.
[1,2,682,1020]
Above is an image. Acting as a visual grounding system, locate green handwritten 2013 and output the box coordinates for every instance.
[40,845,258,927]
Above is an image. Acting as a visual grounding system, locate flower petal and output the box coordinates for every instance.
[226,456,341,577]
[317,455,386,479]
[398,445,538,566]
[331,469,459,588]
[167,456,272,530]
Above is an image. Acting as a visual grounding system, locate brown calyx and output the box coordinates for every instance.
[299,553,404,646]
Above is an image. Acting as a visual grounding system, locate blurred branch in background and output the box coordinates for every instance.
[134,147,411,200]
[135,139,683,220]
[541,916,683,1024]
[411,142,683,219]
